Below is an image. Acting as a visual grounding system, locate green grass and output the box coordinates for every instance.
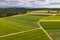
[41,22,60,30]
[41,16,60,30]
[42,16,60,20]
[0,15,50,40]
[0,29,50,40]
[40,16,60,40]
[48,30,60,40]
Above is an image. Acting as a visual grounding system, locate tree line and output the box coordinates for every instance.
[0,8,27,18]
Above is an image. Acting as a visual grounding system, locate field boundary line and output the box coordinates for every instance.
[0,28,40,38]
[40,20,60,22]
[37,16,54,40]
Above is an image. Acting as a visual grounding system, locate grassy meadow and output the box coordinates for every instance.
[0,15,50,40]
[40,16,60,40]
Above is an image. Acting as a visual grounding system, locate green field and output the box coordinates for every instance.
[0,15,50,40]
[1,13,60,40]
[41,16,60,40]
[30,10,60,13]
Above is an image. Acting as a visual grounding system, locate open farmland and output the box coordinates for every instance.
[40,16,60,40]
[0,12,60,40]
[0,15,50,40]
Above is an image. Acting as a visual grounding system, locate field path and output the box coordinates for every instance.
[0,28,40,38]
[38,16,54,40]
[40,20,60,22]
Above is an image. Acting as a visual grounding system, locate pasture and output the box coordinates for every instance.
[40,16,60,40]
[0,13,60,40]
[0,15,50,40]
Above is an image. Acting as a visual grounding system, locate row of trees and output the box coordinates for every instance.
[0,8,27,18]
[48,9,60,13]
